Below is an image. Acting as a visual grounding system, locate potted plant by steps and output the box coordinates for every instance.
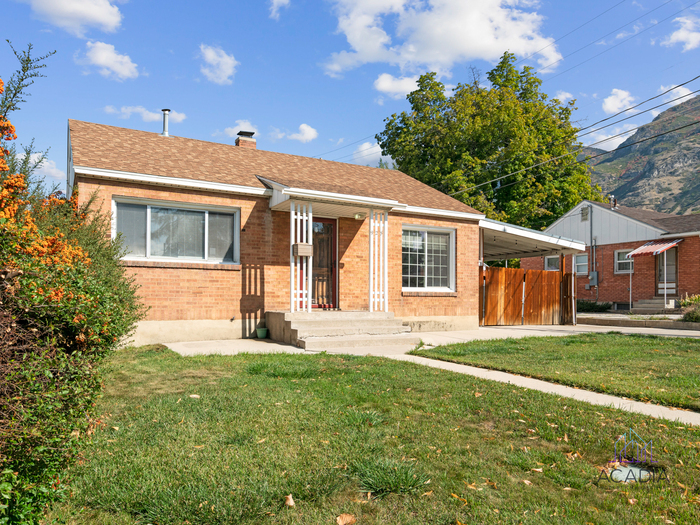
[256,325,268,338]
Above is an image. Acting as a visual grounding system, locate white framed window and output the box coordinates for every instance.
[615,249,634,274]
[544,256,560,271]
[575,254,588,275]
[113,198,240,264]
[401,225,455,291]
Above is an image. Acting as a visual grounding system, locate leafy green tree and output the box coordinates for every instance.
[377,52,604,230]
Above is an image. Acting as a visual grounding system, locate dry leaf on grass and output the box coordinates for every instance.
[336,513,356,525]
[522,480,533,486]
[284,494,295,507]
[474,392,483,397]
[532,468,543,473]
[189,394,200,399]
[628,498,637,505]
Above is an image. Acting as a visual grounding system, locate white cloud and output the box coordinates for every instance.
[199,44,238,85]
[602,88,636,115]
[586,123,638,151]
[324,0,562,78]
[83,41,138,80]
[662,16,700,52]
[21,0,122,37]
[17,153,65,189]
[554,90,573,103]
[352,142,392,166]
[269,0,290,20]
[373,73,418,99]
[651,84,697,116]
[224,119,259,137]
[105,105,186,123]
[269,127,287,140]
[288,124,318,143]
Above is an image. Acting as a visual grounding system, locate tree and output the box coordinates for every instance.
[376,52,604,230]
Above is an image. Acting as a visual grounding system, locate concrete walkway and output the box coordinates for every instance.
[165,323,700,426]
[390,354,700,427]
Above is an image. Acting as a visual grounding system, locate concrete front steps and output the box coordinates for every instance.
[265,311,421,353]
[631,297,679,315]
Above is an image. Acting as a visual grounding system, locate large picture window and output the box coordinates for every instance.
[115,200,239,263]
[402,227,455,290]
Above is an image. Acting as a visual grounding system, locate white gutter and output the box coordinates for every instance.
[73,166,271,197]
[400,205,484,221]
[660,231,700,237]
[281,187,404,209]
[480,218,586,251]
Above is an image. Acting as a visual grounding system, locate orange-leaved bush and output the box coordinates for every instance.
[1,70,146,522]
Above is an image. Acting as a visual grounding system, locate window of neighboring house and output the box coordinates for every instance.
[114,201,239,263]
[401,226,455,290]
[544,256,560,271]
[575,254,588,275]
[614,250,634,274]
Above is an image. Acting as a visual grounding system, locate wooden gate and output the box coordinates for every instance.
[479,267,576,326]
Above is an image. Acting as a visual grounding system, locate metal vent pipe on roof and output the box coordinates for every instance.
[161,109,170,137]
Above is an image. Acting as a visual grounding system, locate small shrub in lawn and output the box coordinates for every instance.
[576,300,613,312]
[351,458,429,498]
[682,307,700,323]
[344,409,386,428]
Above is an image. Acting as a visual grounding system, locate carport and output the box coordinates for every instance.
[478,219,586,326]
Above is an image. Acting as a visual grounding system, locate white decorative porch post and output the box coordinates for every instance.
[664,250,667,308]
[368,210,389,313]
[289,201,313,313]
[307,202,313,313]
[290,200,295,312]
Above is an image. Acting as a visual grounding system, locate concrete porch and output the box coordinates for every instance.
[265,310,420,352]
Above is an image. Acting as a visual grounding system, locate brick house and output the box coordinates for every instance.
[67,117,582,345]
[521,200,700,310]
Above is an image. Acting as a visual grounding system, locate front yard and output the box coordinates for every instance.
[412,332,700,411]
[50,344,700,524]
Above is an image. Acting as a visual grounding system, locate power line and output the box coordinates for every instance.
[450,119,700,196]
[312,134,377,158]
[535,0,676,75]
[330,143,381,162]
[540,0,700,83]
[515,0,628,66]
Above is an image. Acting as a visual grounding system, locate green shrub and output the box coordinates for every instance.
[576,300,613,312]
[682,307,700,323]
[351,458,430,498]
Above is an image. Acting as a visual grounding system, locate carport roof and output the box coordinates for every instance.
[480,218,586,260]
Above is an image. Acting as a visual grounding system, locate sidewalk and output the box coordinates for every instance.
[166,323,700,426]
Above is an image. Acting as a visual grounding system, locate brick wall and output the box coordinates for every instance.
[521,236,700,303]
[76,176,480,323]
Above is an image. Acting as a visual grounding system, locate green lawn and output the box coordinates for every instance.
[411,333,700,411]
[49,344,700,524]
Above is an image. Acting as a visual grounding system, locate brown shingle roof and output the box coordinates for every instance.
[69,120,480,215]
[588,201,700,233]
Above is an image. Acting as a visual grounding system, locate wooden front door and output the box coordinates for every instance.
[312,218,337,308]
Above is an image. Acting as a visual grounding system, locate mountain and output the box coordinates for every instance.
[583,95,700,215]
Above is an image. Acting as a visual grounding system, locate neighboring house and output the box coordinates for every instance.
[521,200,700,310]
[67,117,582,344]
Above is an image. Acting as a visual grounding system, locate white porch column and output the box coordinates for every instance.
[289,201,313,313]
[368,210,389,313]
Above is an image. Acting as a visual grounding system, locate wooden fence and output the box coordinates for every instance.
[478,267,576,326]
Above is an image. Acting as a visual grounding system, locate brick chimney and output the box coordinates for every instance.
[235,130,256,149]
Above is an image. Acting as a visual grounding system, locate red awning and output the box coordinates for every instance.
[626,239,683,258]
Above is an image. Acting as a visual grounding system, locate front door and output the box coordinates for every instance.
[657,248,678,296]
[312,218,337,308]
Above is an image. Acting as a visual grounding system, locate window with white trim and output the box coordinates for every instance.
[544,256,560,271]
[115,201,240,263]
[614,250,633,274]
[401,226,455,290]
[575,254,588,275]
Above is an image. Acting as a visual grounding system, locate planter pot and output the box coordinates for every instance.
[256,327,268,339]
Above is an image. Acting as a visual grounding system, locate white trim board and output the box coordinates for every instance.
[74,166,271,197]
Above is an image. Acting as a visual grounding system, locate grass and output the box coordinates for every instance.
[47,344,700,524]
[411,332,700,411]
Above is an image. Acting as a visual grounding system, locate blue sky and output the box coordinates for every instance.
[3,0,700,191]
